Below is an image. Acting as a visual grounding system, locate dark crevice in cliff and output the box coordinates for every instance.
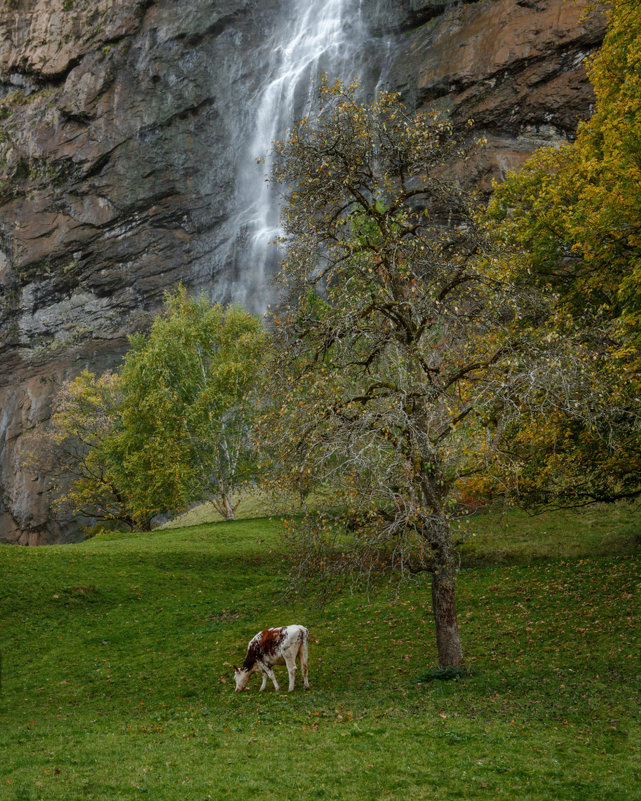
[2,46,110,101]
[177,9,250,48]
[82,144,126,181]
[111,189,181,218]
[372,0,479,35]
[135,97,216,140]
[59,110,92,126]
[413,47,599,126]
[2,58,81,90]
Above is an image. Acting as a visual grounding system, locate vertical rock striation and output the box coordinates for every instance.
[0,0,606,543]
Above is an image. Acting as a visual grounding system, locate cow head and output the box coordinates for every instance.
[233,665,251,692]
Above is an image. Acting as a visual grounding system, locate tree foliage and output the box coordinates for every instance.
[263,80,549,668]
[28,289,267,531]
[24,369,141,530]
[114,288,267,522]
[486,0,641,506]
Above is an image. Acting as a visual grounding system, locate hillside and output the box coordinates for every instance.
[1,508,639,799]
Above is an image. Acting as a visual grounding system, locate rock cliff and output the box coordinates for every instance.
[0,0,606,544]
[388,0,605,185]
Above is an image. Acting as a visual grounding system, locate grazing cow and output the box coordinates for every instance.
[233,624,309,692]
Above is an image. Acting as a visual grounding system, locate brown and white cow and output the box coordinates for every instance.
[233,624,309,692]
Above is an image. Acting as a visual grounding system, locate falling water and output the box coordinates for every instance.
[220,0,367,312]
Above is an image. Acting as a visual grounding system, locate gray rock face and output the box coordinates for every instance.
[0,0,606,544]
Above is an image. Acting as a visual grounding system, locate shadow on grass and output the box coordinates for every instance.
[415,665,475,683]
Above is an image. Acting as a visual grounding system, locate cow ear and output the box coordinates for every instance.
[233,664,239,673]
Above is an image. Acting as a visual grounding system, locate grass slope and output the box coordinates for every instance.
[1,510,639,801]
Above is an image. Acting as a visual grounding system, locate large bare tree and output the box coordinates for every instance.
[264,81,545,668]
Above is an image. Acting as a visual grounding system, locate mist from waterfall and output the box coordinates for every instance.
[221,0,366,313]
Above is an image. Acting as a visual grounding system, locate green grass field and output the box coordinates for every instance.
[1,506,639,800]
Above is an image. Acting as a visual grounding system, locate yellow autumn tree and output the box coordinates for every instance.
[484,0,641,507]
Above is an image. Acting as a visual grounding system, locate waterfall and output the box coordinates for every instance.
[220,0,366,313]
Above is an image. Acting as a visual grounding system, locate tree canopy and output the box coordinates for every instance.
[485,0,641,507]
[24,368,139,530]
[28,288,267,532]
[114,288,267,523]
[263,80,553,668]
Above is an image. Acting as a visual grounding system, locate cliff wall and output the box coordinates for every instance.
[0,0,606,543]
[389,0,605,185]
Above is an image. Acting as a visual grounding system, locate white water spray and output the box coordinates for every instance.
[222,0,365,311]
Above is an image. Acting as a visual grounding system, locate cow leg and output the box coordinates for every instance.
[259,670,268,692]
[284,654,297,692]
[299,634,310,689]
[258,662,280,692]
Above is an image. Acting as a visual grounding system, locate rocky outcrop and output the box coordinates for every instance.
[0,0,606,544]
[387,0,606,186]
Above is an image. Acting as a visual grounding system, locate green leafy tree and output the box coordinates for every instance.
[28,290,267,532]
[485,0,641,507]
[262,80,548,669]
[24,369,144,530]
[113,287,268,523]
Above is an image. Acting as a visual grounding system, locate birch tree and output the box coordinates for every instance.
[115,288,268,522]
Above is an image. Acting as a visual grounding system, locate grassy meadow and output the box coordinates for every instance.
[1,505,640,800]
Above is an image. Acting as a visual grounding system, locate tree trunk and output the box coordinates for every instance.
[211,492,238,521]
[431,565,464,668]
[222,493,235,521]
